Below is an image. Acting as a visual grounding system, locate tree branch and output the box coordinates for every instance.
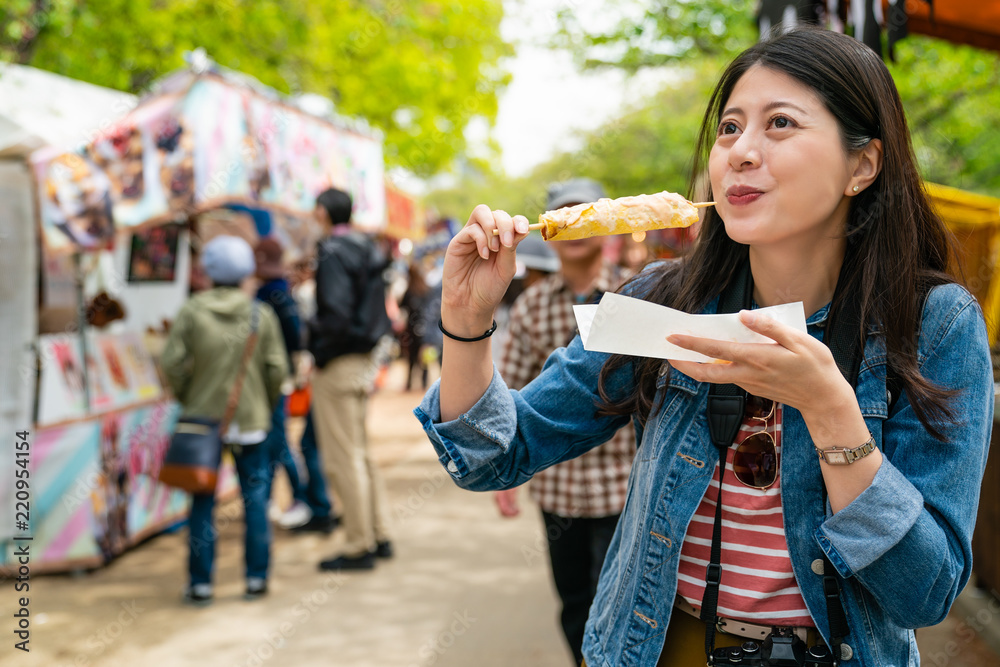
[13,0,52,64]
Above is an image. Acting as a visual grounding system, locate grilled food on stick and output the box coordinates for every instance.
[539,190,700,241]
[488,191,709,241]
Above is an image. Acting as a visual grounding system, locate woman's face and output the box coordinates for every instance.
[708,65,855,249]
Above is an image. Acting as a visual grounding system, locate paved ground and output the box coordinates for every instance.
[3,362,999,666]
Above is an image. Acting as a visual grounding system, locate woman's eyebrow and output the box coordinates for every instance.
[721,100,811,117]
[762,100,810,115]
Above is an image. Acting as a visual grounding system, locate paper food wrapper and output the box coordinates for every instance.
[573,292,807,363]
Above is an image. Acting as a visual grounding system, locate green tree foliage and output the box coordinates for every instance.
[889,37,1000,195]
[0,0,511,176]
[552,0,757,72]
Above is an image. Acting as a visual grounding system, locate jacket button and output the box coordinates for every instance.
[811,559,825,575]
[840,643,854,661]
[447,460,458,474]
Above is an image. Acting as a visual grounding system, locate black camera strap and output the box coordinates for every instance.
[701,258,856,663]
[700,262,752,658]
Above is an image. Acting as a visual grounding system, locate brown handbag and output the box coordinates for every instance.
[158,305,260,494]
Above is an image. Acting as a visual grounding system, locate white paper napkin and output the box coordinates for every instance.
[573,292,807,363]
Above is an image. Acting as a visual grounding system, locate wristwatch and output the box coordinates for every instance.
[815,434,877,465]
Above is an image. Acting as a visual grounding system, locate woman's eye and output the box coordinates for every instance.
[718,122,738,135]
[772,116,791,129]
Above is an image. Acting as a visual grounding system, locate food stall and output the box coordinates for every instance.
[926,182,1000,345]
[925,183,1000,594]
[0,59,388,573]
[0,63,175,573]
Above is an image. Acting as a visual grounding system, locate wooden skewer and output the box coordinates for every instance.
[491,222,544,235]
[490,202,715,235]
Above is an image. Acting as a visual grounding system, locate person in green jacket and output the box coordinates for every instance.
[162,235,288,604]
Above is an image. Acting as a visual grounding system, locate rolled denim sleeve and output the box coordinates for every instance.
[816,286,994,628]
[414,337,632,491]
[414,368,520,490]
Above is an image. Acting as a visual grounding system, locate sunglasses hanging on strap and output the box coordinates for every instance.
[701,257,862,664]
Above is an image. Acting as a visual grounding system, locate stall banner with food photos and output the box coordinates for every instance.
[0,398,244,571]
[35,334,89,425]
[0,401,189,570]
[32,74,385,253]
[209,79,386,228]
[34,149,117,252]
[184,79,257,205]
[36,331,163,426]
[127,223,182,282]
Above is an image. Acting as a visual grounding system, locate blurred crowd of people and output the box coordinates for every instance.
[166,179,671,663]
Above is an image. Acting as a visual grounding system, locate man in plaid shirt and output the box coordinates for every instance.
[494,179,637,666]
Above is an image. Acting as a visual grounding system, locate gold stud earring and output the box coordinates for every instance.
[852,185,860,193]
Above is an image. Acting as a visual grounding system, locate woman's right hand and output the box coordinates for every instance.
[439,205,530,335]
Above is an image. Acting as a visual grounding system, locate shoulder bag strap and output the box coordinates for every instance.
[219,303,261,436]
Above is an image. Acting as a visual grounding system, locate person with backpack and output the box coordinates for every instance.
[415,28,994,667]
[308,187,393,571]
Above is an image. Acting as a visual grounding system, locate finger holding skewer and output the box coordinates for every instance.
[441,206,530,331]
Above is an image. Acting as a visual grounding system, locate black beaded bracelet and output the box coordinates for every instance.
[438,318,498,342]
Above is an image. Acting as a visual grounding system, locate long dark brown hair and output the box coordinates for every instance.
[598,28,958,439]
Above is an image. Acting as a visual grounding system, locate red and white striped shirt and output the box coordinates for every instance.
[676,404,815,627]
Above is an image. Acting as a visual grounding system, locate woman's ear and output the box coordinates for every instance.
[847,138,883,196]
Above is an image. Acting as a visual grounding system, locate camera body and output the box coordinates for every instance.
[709,627,837,666]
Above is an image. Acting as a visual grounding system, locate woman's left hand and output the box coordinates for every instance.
[667,310,854,416]
[672,310,881,513]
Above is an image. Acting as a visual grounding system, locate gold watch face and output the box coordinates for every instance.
[825,451,849,465]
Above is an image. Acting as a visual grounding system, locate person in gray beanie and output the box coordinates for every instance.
[200,235,257,286]
[162,234,288,605]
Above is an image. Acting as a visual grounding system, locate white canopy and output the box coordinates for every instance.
[0,63,135,158]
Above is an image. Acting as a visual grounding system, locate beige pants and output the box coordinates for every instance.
[312,352,390,557]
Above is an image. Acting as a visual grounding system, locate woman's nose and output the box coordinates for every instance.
[729,130,762,170]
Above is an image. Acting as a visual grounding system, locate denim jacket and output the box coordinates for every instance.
[415,282,993,666]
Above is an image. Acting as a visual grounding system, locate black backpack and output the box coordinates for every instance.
[348,233,392,352]
[309,233,391,365]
